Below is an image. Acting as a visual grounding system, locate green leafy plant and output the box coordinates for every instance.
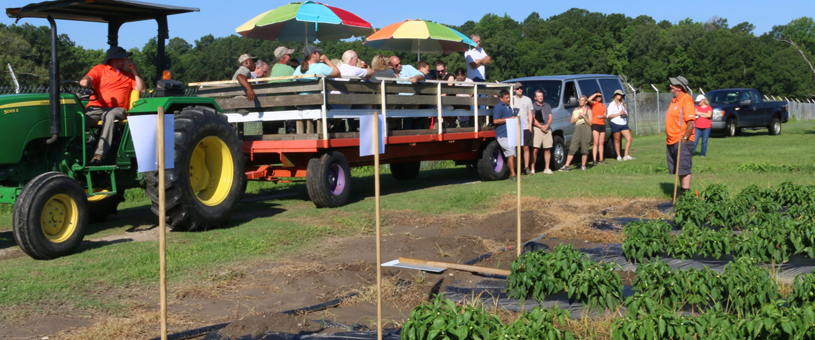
[775,182,815,209]
[673,193,707,229]
[737,302,803,339]
[566,261,623,310]
[666,225,699,260]
[402,294,501,340]
[622,220,672,263]
[696,227,736,259]
[721,258,779,316]
[733,218,792,263]
[613,294,694,340]
[491,306,574,340]
[632,259,692,308]
[788,272,815,308]
[506,245,589,303]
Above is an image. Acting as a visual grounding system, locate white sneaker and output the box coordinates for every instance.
[623,156,635,161]
[530,169,535,175]
[543,169,553,174]
[616,156,622,162]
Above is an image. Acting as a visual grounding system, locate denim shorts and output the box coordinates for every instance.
[611,122,630,133]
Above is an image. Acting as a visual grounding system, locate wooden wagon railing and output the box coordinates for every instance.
[189,75,515,141]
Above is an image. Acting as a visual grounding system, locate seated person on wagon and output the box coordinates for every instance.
[79,46,146,165]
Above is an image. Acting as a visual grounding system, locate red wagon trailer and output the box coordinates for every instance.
[192,76,515,207]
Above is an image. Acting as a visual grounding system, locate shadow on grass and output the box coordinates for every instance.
[73,238,135,255]
[344,166,480,205]
[0,230,15,250]
[660,182,677,198]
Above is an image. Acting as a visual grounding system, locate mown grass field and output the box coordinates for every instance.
[0,120,814,319]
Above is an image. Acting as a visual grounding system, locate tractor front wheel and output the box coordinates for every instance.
[144,106,245,231]
[13,172,89,260]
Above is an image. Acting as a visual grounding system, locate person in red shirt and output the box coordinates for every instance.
[80,46,145,165]
[692,95,712,157]
[665,77,696,197]
[588,91,607,165]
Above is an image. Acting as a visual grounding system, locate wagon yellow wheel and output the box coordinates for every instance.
[13,172,89,260]
[144,106,245,231]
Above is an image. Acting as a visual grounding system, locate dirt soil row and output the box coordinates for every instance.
[2,196,666,340]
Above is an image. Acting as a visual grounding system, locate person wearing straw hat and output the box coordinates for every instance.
[666,76,696,198]
[693,94,713,158]
[608,89,635,161]
[80,46,146,165]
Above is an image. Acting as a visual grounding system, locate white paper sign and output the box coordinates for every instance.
[506,117,524,148]
[128,114,175,172]
[359,114,386,157]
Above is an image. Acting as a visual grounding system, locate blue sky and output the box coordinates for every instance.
[1,0,808,50]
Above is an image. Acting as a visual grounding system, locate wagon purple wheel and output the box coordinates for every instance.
[492,149,504,172]
[328,164,346,196]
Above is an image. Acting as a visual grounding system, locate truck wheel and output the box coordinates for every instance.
[550,135,566,171]
[725,117,739,137]
[306,150,352,208]
[13,172,89,260]
[477,140,509,181]
[390,161,421,180]
[768,116,781,136]
[145,106,245,231]
[87,190,125,224]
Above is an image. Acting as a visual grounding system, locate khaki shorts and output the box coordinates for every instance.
[533,127,553,148]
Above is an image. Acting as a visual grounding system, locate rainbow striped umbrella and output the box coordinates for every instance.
[235,1,373,43]
[364,20,476,59]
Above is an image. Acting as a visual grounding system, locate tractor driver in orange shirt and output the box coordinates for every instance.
[79,46,146,165]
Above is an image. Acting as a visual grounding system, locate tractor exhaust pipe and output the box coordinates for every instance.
[46,15,60,145]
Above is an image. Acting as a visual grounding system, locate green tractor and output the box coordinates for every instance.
[2,0,245,260]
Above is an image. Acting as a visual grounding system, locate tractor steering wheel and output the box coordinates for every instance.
[61,80,99,102]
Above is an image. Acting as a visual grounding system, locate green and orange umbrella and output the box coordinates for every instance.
[364,19,476,59]
[236,1,373,43]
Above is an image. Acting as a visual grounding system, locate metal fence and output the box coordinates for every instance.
[626,92,815,136]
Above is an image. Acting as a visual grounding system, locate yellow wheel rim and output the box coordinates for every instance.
[86,189,110,202]
[189,136,234,206]
[40,194,79,243]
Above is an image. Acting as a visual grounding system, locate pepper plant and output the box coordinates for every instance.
[673,193,707,229]
[788,272,815,308]
[490,306,575,340]
[622,220,672,263]
[721,257,778,316]
[401,294,501,340]
[506,244,589,303]
[566,261,623,310]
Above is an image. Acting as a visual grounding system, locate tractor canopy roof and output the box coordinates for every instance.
[6,0,198,23]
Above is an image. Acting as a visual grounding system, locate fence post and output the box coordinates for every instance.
[651,84,660,134]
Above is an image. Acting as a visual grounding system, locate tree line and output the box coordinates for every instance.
[1,8,814,98]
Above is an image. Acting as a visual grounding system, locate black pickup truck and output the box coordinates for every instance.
[705,88,789,136]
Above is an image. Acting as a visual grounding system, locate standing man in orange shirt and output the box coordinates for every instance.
[665,76,696,198]
[80,46,145,165]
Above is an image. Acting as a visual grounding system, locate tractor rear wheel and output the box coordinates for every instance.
[13,172,89,260]
[87,190,125,223]
[144,106,245,231]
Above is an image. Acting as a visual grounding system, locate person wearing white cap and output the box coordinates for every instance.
[607,89,634,161]
[233,54,258,101]
[693,94,712,157]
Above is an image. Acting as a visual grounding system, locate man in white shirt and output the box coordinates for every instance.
[512,83,534,175]
[464,34,491,82]
[339,50,372,79]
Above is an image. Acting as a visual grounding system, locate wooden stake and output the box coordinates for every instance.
[157,106,167,340]
[373,112,383,340]
[672,138,682,204]
[399,257,511,276]
[516,117,522,257]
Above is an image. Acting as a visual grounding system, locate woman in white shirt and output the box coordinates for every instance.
[607,89,634,161]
